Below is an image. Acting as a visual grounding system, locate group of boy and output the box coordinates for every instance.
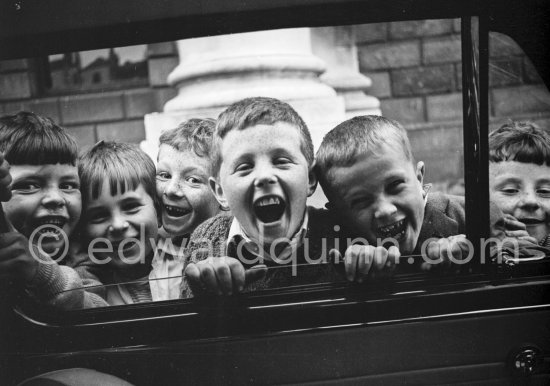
[0,97,548,308]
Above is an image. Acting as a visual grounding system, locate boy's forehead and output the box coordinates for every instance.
[490,160,550,181]
[158,144,210,170]
[221,122,304,150]
[9,163,78,178]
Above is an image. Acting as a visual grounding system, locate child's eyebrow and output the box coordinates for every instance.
[11,172,42,181]
[228,153,253,166]
[119,195,143,204]
[494,176,523,184]
[178,165,208,175]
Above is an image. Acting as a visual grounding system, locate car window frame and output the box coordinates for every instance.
[1,0,550,335]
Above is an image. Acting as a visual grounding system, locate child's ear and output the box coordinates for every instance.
[416,161,425,185]
[307,164,318,197]
[209,176,229,209]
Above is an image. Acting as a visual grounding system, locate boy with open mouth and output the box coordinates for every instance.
[182,97,341,297]
[153,118,221,300]
[0,111,107,309]
[315,115,472,280]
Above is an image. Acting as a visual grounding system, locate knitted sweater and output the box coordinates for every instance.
[70,250,154,306]
[181,207,343,298]
[26,247,108,309]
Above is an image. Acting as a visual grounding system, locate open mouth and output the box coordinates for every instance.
[35,216,67,236]
[253,195,286,224]
[164,204,191,218]
[376,219,407,241]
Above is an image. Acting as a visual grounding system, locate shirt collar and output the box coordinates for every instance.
[227,211,309,261]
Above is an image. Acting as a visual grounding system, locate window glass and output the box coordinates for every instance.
[47,45,149,94]
[487,31,550,266]
[0,19,468,310]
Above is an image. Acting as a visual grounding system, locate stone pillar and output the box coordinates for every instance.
[310,26,381,118]
[141,28,347,159]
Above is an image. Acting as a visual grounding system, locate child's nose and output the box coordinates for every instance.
[253,166,277,188]
[41,187,65,208]
[109,215,130,234]
[164,179,184,198]
[519,190,540,210]
[373,197,397,219]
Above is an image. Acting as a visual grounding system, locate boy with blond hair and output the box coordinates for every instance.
[316,115,469,278]
[182,97,341,297]
[153,118,221,300]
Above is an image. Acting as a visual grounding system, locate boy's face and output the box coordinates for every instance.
[3,164,81,255]
[156,144,219,237]
[82,184,158,271]
[211,122,316,244]
[490,161,550,242]
[328,144,425,254]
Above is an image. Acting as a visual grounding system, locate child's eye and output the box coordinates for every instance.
[156,172,171,181]
[350,197,372,210]
[122,203,142,214]
[537,187,550,197]
[12,182,40,192]
[88,212,109,224]
[60,182,79,191]
[235,163,252,173]
[500,187,519,195]
[387,179,405,192]
[274,157,292,165]
[186,176,201,184]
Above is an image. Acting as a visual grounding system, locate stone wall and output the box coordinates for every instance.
[356,19,550,185]
[0,42,178,150]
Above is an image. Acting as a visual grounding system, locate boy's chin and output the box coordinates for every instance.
[39,240,68,257]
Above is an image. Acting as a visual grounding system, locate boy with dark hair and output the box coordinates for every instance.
[182,97,340,297]
[0,111,106,308]
[77,141,160,305]
[489,121,550,245]
[153,118,221,300]
[316,115,469,278]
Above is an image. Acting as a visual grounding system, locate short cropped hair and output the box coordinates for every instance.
[211,97,314,176]
[79,141,159,211]
[0,111,78,165]
[316,115,414,193]
[489,121,550,165]
[159,118,215,160]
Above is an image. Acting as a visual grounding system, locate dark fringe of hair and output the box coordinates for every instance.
[489,121,550,165]
[0,111,78,165]
[78,141,159,211]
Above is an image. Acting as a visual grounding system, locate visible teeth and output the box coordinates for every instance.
[38,218,65,226]
[165,205,189,216]
[257,197,280,207]
[378,220,405,238]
